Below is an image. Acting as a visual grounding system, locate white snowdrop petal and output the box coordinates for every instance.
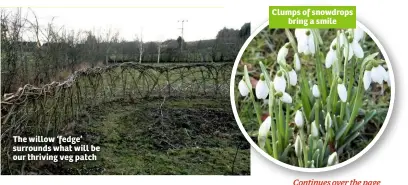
[311,121,319,137]
[337,83,348,102]
[371,66,384,84]
[273,75,286,93]
[352,41,364,58]
[295,110,304,128]
[295,29,307,40]
[307,34,316,55]
[325,50,336,68]
[378,65,387,83]
[277,46,288,63]
[255,80,269,99]
[312,84,320,98]
[363,70,372,90]
[294,135,302,157]
[328,152,339,166]
[281,92,292,104]
[238,79,250,96]
[343,43,354,61]
[288,70,298,86]
[330,38,337,48]
[258,116,271,148]
[294,53,301,71]
[354,27,365,42]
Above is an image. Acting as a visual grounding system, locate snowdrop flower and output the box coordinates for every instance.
[327,152,339,166]
[280,92,293,104]
[351,40,364,58]
[353,27,365,42]
[312,84,320,98]
[370,64,387,84]
[325,113,332,131]
[363,69,372,90]
[325,44,338,68]
[238,78,250,97]
[311,121,319,137]
[295,110,304,128]
[337,80,347,102]
[277,43,289,64]
[255,74,269,99]
[294,53,301,71]
[295,29,315,55]
[343,37,354,61]
[288,68,298,86]
[294,135,302,157]
[258,116,271,149]
[273,71,286,93]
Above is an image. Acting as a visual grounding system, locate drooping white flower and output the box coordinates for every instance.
[294,53,301,71]
[280,92,292,104]
[273,72,286,93]
[351,40,364,58]
[295,110,304,128]
[370,65,387,84]
[255,76,269,99]
[238,79,250,97]
[312,84,320,98]
[353,27,365,42]
[288,69,297,86]
[311,121,319,137]
[277,43,289,63]
[294,135,302,157]
[343,41,354,61]
[325,49,337,68]
[363,70,372,90]
[337,83,347,102]
[327,152,339,166]
[295,29,315,55]
[258,116,271,149]
[325,113,332,131]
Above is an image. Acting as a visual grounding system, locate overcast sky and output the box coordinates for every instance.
[12,7,251,42]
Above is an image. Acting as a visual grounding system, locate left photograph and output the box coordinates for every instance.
[0,7,251,175]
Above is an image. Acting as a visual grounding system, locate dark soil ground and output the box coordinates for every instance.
[27,96,250,175]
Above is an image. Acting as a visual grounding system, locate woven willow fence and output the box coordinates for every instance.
[1,62,233,166]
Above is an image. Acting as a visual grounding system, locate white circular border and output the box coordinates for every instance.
[230,21,395,173]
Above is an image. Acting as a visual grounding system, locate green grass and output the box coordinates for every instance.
[50,97,250,175]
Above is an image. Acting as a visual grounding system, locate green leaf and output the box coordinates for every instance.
[335,123,348,141]
[351,110,376,133]
[362,52,379,66]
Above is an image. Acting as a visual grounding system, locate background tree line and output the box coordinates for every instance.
[0,8,250,95]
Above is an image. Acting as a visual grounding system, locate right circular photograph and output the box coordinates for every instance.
[230,21,394,172]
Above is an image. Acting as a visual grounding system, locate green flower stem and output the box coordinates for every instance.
[298,157,304,167]
[339,102,346,125]
[320,129,330,165]
[249,91,263,125]
[278,100,285,149]
[343,63,367,140]
[269,82,279,159]
[326,76,338,113]
[243,65,263,125]
[299,129,308,168]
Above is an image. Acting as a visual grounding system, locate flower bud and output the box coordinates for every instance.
[294,135,302,157]
[325,113,332,131]
[258,116,271,149]
[294,53,301,71]
[288,69,297,86]
[280,92,292,104]
[295,110,304,128]
[255,74,269,99]
[327,152,339,166]
[311,121,319,137]
[337,83,347,102]
[273,71,286,93]
[238,78,250,97]
[312,84,320,98]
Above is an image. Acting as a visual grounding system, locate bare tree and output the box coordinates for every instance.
[138,28,144,63]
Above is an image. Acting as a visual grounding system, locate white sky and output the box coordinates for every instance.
[12,7,251,42]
